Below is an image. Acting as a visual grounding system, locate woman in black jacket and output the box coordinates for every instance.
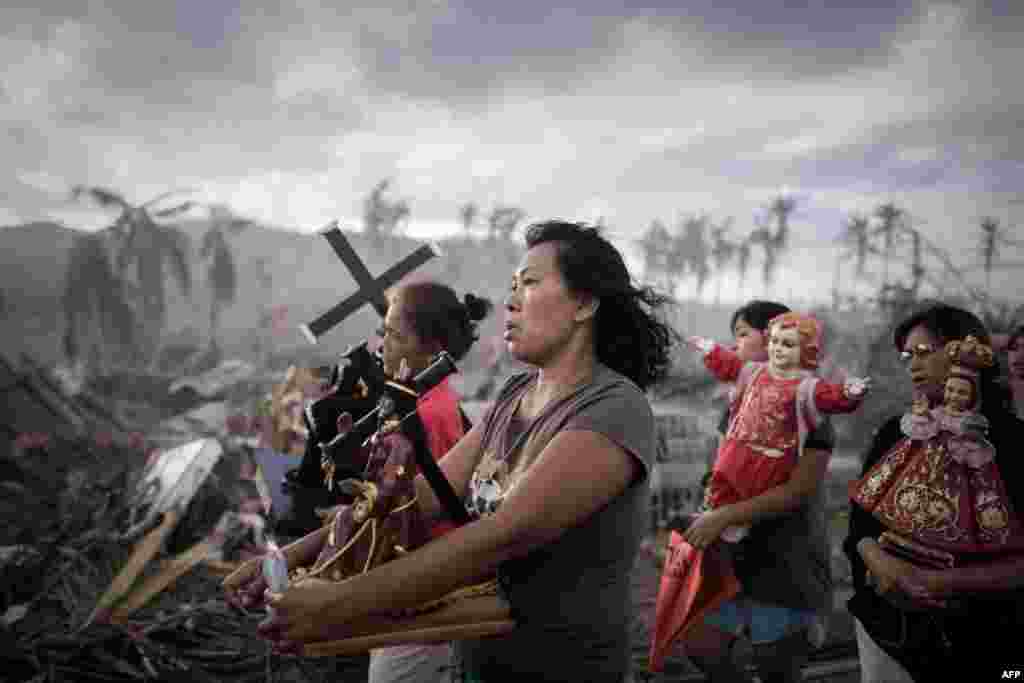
[843,303,1024,682]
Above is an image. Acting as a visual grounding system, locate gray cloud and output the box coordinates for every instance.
[2,1,1023,302]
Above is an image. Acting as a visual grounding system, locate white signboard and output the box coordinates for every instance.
[121,438,224,540]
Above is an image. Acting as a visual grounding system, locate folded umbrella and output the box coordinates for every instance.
[649,530,741,673]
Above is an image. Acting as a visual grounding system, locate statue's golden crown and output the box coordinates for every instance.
[945,335,994,373]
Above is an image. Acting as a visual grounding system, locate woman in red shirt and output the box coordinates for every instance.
[370,281,493,682]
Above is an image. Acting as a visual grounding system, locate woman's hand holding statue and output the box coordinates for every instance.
[224,556,270,611]
[259,576,358,655]
[858,538,949,611]
[683,508,733,549]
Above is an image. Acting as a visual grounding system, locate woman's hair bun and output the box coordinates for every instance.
[463,292,494,322]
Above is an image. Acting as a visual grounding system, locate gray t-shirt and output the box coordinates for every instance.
[457,364,654,682]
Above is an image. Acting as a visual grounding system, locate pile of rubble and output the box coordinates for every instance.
[0,353,365,682]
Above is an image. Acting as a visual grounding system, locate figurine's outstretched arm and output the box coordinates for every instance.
[686,335,717,355]
[813,375,872,414]
[686,336,743,383]
[843,376,872,399]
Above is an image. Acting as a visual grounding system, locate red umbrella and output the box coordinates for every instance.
[649,531,742,673]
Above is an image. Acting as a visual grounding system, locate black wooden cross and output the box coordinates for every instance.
[299,222,441,344]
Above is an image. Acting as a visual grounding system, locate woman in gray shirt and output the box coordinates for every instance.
[256,221,678,682]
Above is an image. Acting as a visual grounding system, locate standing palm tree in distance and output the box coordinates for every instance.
[70,186,195,369]
[200,204,252,356]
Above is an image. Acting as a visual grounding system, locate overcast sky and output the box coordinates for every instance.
[2,0,1023,305]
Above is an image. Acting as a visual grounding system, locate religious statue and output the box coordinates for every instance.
[223,351,513,657]
[688,311,871,541]
[851,336,1024,564]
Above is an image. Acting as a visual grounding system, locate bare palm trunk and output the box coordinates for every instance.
[832,254,842,311]
[882,252,890,294]
[209,301,221,351]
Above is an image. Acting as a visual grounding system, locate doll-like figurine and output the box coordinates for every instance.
[688,312,871,541]
[288,410,431,585]
[899,336,996,468]
[901,392,935,440]
[852,335,1024,556]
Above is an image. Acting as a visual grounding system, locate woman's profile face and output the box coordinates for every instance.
[503,242,586,366]
[901,324,952,404]
[379,295,436,379]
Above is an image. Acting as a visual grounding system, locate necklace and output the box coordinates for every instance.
[520,371,593,419]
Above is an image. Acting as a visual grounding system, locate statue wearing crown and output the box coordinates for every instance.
[851,336,1024,565]
[900,335,997,465]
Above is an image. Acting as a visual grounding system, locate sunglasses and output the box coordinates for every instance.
[898,343,938,364]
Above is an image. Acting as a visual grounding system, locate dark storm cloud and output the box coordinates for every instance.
[2,0,1022,302]
[261,1,922,104]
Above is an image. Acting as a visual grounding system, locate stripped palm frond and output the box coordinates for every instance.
[160,225,193,299]
[140,188,198,210]
[767,195,797,250]
[152,201,198,219]
[199,227,221,260]
[459,202,478,236]
[71,186,131,210]
[488,206,527,242]
[840,214,873,278]
[736,240,752,289]
[209,244,237,306]
[62,233,136,367]
[226,218,251,234]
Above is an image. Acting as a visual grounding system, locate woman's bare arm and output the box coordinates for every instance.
[278,428,639,639]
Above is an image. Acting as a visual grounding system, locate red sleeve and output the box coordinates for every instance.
[813,380,861,414]
[416,379,471,462]
[704,345,744,383]
[416,395,464,461]
[415,382,467,539]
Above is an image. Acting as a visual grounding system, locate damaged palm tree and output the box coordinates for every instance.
[70,186,195,369]
[363,179,411,242]
[61,232,137,378]
[199,204,252,360]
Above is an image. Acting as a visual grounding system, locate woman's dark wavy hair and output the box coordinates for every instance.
[524,220,679,390]
[730,300,791,334]
[893,302,1010,417]
[392,282,493,362]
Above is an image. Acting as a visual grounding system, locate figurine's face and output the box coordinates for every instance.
[943,376,974,414]
[380,295,436,379]
[768,325,802,372]
[352,498,371,523]
[733,317,767,362]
